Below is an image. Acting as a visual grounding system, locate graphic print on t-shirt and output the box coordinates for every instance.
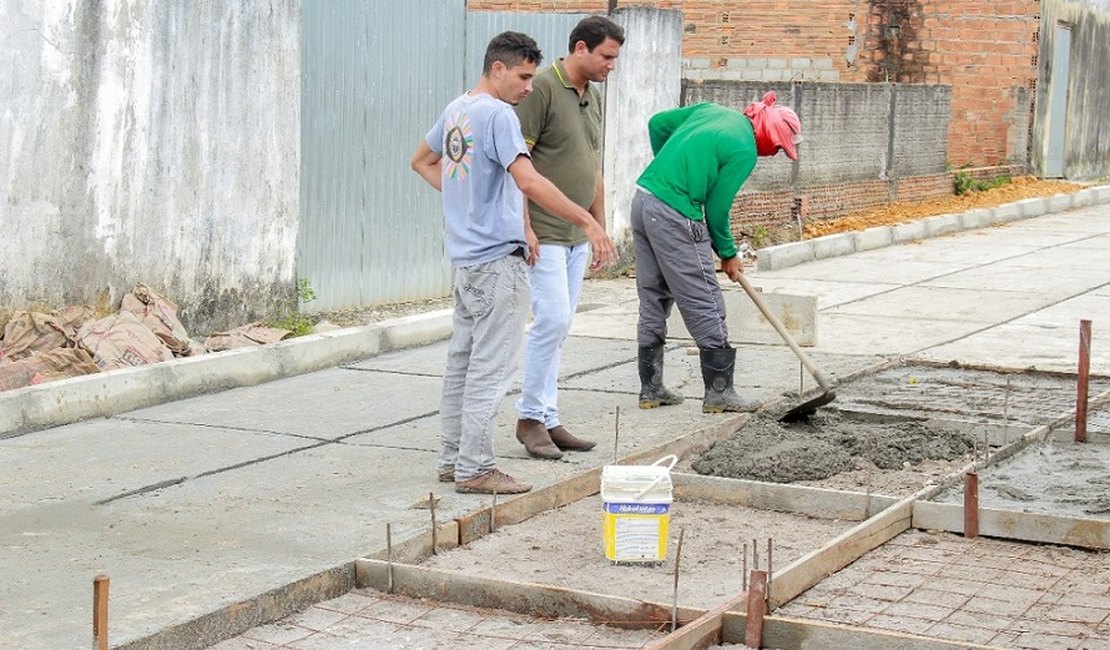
[443,112,473,180]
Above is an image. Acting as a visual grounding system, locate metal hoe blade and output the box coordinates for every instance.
[780,388,836,422]
[731,272,838,420]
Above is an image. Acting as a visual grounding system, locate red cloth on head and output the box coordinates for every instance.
[743,91,802,160]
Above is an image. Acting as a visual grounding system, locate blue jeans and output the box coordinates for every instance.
[516,242,590,428]
[439,255,530,481]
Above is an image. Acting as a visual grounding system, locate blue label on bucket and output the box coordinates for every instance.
[604,502,670,515]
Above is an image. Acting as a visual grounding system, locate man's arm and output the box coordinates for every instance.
[410,140,442,192]
[508,155,617,267]
[587,166,605,230]
[703,153,756,265]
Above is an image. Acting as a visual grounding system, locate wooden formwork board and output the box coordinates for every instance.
[449,414,753,547]
[766,492,918,609]
[355,559,703,631]
[718,612,995,649]
[115,563,355,650]
[671,472,899,521]
[912,501,1110,550]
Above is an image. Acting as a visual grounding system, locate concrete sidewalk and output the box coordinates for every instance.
[3,196,1110,649]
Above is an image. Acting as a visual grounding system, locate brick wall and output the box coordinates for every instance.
[860,1,1039,167]
[469,1,1032,237]
[471,0,1040,168]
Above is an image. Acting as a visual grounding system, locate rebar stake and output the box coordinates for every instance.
[671,527,686,632]
[742,541,748,591]
[613,406,621,463]
[767,538,774,612]
[429,492,438,556]
[93,574,109,650]
[386,523,394,594]
[1003,376,1011,445]
[490,487,498,534]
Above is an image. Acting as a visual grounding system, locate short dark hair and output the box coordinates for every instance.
[483,31,543,75]
[567,15,625,53]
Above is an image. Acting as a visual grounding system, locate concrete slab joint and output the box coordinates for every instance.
[922,214,960,237]
[809,233,857,260]
[756,241,816,272]
[853,226,894,252]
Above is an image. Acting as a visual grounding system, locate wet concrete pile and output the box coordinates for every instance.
[691,413,977,483]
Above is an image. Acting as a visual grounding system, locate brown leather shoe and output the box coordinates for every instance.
[547,425,596,452]
[455,469,532,494]
[515,418,563,459]
[437,466,455,482]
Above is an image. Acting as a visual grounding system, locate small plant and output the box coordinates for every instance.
[749,224,771,249]
[267,278,316,337]
[953,170,975,196]
[953,166,1011,196]
[297,277,316,304]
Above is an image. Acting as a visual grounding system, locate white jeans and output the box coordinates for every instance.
[439,255,530,481]
[516,243,590,428]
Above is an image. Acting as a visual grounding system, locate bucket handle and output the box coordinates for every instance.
[633,454,679,500]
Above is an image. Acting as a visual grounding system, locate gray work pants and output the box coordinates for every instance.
[439,254,530,481]
[631,189,729,349]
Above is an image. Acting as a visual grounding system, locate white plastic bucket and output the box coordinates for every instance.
[600,455,677,563]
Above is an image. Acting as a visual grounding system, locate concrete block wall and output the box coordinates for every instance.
[683,57,841,83]
[686,80,957,233]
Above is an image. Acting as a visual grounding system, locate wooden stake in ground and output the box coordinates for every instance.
[93,574,109,650]
[671,527,686,632]
[745,570,768,648]
[964,472,979,539]
[1077,319,1092,443]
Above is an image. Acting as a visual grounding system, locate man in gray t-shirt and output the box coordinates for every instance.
[411,31,617,495]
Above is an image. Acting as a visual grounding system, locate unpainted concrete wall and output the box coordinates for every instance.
[602,6,683,251]
[0,1,300,333]
[683,81,950,192]
[1033,0,1110,180]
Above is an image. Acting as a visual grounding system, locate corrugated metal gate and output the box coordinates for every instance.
[464,12,589,89]
[300,2,588,311]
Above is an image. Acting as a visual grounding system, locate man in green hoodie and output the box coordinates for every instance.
[632,91,802,413]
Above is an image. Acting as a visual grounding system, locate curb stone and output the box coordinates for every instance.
[6,186,1108,438]
[756,185,1110,273]
[0,313,452,439]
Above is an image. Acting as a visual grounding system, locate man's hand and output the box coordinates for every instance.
[585,222,618,270]
[721,255,743,283]
[525,227,540,266]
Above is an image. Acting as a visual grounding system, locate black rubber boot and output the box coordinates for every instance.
[699,348,760,413]
[638,344,685,409]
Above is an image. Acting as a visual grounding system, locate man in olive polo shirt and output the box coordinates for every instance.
[512,16,625,460]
